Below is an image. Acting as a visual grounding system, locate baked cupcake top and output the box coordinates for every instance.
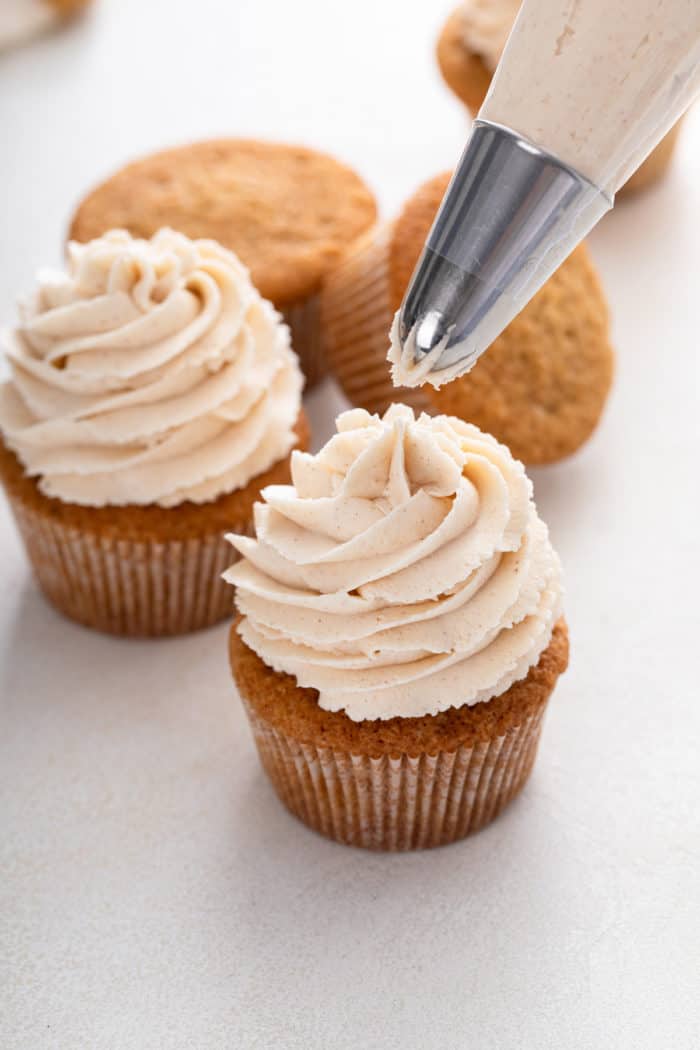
[459,0,521,71]
[382,172,613,463]
[0,228,303,507]
[68,140,378,307]
[226,404,562,721]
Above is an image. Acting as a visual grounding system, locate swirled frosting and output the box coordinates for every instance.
[460,0,522,72]
[0,229,303,507]
[225,404,562,721]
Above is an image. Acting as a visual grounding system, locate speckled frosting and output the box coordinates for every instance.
[0,229,303,507]
[226,405,562,721]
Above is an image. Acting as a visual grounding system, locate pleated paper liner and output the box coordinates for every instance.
[7,498,241,637]
[0,413,309,638]
[231,621,569,851]
[282,293,326,389]
[243,698,546,850]
[321,224,430,418]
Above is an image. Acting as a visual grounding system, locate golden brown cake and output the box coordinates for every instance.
[68,140,378,386]
[0,230,308,637]
[225,405,569,850]
[231,619,568,849]
[0,415,308,637]
[322,172,614,465]
[436,4,682,197]
[46,0,93,15]
[437,6,494,114]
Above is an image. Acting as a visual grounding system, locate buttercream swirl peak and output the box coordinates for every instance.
[0,228,303,507]
[226,405,562,721]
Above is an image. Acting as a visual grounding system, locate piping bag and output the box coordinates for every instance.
[392,0,700,388]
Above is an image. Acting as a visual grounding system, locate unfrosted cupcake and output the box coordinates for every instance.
[226,405,568,851]
[436,1,682,195]
[68,140,378,387]
[322,172,614,465]
[0,228,307,636]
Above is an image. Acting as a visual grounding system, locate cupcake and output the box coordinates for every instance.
[226,404,569,851]
[0,0,92,52]
[436,1,682,196]
[322,172,614,465]
[68,140,378,387]
[0,228,307,637]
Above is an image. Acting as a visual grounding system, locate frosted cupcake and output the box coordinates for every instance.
[436,1,682,195]
[0,229,307,636]
[226,405,568,850]
[68,140,378,387]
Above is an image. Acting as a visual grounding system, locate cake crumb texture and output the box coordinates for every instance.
[68,139,377,305]
[230,618,569,758]
[391,173,614,464]
[0,413,309,543]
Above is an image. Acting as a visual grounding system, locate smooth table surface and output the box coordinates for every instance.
[1,1,699,1047]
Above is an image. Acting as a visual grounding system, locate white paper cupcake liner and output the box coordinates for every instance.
[6,495,247,637]
[242,695,547,850]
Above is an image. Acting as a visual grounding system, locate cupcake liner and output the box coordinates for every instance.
[241,695,547,850]
[2,411,309,637]
[6,492,252,637]
[282,293,325,388]
[321,225,430,417]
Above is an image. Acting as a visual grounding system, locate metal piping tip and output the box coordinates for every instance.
[392,121,612,388]
[412,310,449,358]
[390,306,454,389]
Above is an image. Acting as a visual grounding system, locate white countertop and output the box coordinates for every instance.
[1,2,699,1047]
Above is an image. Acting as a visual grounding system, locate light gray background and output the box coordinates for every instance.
[1,1,699,1047]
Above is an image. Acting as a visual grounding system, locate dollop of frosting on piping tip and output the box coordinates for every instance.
[0,228,303,507]
[387,311,468,390]
[225,404,562,722]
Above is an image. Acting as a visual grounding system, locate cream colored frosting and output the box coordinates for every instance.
[0,229,303,507]
[460,0,522,72]
[226,404,562,722]
[387,311,468,390]
[480,0,700,193]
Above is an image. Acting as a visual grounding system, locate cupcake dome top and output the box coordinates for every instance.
[68,139,378,306]
[436,6,494,111]
[387,173,614,464]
